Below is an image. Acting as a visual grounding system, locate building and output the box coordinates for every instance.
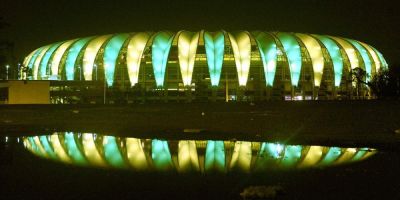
[21,31,388,103]
[0,80,50,104]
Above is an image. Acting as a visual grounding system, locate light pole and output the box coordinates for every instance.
[6,65,9,80]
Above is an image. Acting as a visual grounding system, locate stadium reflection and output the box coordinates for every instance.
[22,132,376,173]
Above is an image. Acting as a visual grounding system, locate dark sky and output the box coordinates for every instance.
[1,0,399,64]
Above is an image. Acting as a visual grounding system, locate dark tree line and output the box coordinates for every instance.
[351,64,400,99]
[369,64,400,99]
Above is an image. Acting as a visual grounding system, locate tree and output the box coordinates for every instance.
[369,65,400,99]
[350,67,369,99]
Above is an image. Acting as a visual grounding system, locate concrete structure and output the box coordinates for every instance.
[1,80,50,104]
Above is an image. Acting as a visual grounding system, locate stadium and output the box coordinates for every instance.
[21,31,388,103]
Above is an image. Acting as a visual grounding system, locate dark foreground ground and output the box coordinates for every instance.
[1,100,400,150]
[0,140,399,200]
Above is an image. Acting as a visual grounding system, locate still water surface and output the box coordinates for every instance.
[2,132,399,199]
[21,132,375,173]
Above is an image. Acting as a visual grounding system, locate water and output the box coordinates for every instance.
[1,133,399,199]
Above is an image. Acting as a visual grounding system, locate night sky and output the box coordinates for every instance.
[1,0,399,64]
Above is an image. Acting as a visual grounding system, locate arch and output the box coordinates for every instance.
[295,33,324,87]
[81,133,107,167]
[319,147,342,165]
[229,141,252,172]
[23,49,38,68]
[151,31,174,87]
[204,140,225,172]
[39,135,57,159]
[32,45,51,79]
[346,39,373,81]
[64,37,94,80]
[27,47,45,70]
[276,33,302,86]
[227,31,251,86]
[252,31,277,86]
[177,31,200,86]
[371,46,388,70]
[39,42,63,79]
[50,134,72,163]
[359,41,381,74]
[83,35,112,81]
[103,135,127,168]
[50,39,77,76]
[298,146,323,167]
[126,32,152,86]
[126,138,149,170]
[64,132,88,165]
[152,139,174,171]
[204,31,225,86]
[335,148,357,164]
[312,35,344,87]
[280,145,302,167]
[329,36,360,71]
[103,33,130,86]
[178,140,200,172]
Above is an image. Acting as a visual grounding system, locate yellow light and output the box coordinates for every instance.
[83,35,112,80]
[296,33,324,87]
[126,138,148,170]
[126,33,151,86]
[359,41,381,73]
[33,45,51,79]
[82,133,107,167]
[330,36,359,71]
[178,31,200,86]
[50,40,77,76]
[178,140,200,172]
[228,32,251,86]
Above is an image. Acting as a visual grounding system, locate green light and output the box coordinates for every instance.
[39,135,57,159]
[103,136,127,168]
[253,32,277,86]
[371,46,388,70]
[27,47,45,70]
[276,33,302,86]
[152,139,173,170]
[64,132,87,165]
[27,137,41,156]
[313,35,344,87]
[280,145,302,167]
[205,140,225,172]
[65,37,94,80]
[22,133,377,173]
[103,33,129,86]
[39,42,63,79]
[351,149,367,161]
[319,147,341,165]
[204,31,225,86]
[152,31,174,87]
[346,39,372,81]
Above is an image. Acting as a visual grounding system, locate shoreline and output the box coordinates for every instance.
[1,100,400,150]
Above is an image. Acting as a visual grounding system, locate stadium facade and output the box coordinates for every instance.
[22,31,388,103]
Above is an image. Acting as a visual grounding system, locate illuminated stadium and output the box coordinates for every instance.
[21,31,388,102]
